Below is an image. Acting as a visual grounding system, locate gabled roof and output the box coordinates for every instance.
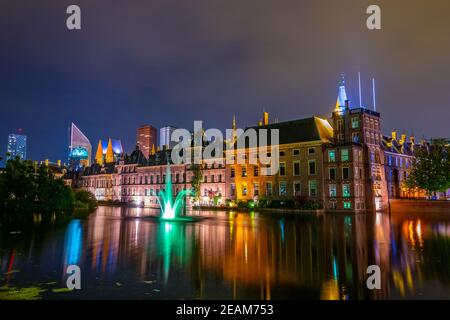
[382,136,418,156]
[246,116,333,145]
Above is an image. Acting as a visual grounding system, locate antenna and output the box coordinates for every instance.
[372,78,377,111]
[358,72,362,107]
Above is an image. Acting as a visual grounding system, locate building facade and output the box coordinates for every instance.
[7,133,27,161]
[68,122,92,167]
[137,125,157,158]
[160,125,177,150]
[67,83,446,212]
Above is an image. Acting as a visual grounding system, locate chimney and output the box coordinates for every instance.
[400,133,406,145]
[57,160,61,167]
[263,112,269,126]
[391,130,397,141]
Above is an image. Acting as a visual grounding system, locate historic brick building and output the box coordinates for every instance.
[66,82,445,212]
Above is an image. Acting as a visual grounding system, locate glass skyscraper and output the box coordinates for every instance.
[6,133,27,160]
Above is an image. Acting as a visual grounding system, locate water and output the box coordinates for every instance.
[1,206,450,300]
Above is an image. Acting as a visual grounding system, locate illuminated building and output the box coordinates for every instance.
[382,132,426,199]
[227,114,334,206]
[69,123,92,167]
[94,138,124,165]
[137,125,157,158]
[6,133,27,160]
[67,78,448,210]
[160,125,177,150]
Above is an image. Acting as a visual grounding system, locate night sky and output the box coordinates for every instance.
[1,0,450,163]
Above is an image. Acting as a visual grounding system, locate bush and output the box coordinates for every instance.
[73,189,97,212]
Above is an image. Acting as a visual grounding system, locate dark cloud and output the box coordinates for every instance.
[1,0,449,161]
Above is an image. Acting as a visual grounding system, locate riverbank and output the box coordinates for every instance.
[390,199,450,213]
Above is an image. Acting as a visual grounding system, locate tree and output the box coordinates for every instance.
[0,156,76,220]
[190,164,203,202]
[405,139,450,197]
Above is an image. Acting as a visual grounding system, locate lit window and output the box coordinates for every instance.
[279,182,287,196]
[343,184,351,197]
[341,149,349,161]
[352,117,359,129]
[343,201,352,209]
[242,184,248,196]
[329,184,337,197]
[253,183,259,196]
[328,150,336,162]
[309,180,317,197]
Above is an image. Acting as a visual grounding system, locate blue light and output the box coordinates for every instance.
[69,147,89,160]
[65,220,83,265]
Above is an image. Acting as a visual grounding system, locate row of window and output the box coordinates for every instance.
[121,173,187,185]
[230,181,318,197]
[230,161,317,178]
[386,154,411,168]
[328,149,349,162]
[328,184,351,198]
[327,167,360,180]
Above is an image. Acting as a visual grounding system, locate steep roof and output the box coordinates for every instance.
[246,116,333,145]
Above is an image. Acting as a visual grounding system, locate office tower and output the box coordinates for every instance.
[6,133,27,160]
[68,122,92,167]
[137,125,157,158]
[159,125,177,150]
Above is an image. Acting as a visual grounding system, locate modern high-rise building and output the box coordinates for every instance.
[6,133,27,161]
[68,123,92,168]
[137,125,157,158]
[160,125,177,150]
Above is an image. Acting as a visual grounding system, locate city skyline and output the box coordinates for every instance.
[1,0,450,162]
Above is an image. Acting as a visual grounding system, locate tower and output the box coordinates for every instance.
[137,125,157,158]
[6,132,27,161]
[68,123,92,167]
[95,140,104,165]
[330,77,388,211]
[105,139,115,163]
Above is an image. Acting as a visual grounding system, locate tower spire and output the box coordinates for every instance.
[358,72,362,107]
[335,74,348,111]
[372,78,377,111]
[105,138,114,163]
[95,139,104,165]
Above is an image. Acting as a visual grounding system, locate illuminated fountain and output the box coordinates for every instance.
[157,163,191,220]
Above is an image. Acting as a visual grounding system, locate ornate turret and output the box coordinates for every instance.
[95,139,104,165]
[105,138,114,163]
[334,74,349,113]
[151,144,156,156]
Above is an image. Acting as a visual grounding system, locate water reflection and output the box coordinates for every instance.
[1,207,450,299]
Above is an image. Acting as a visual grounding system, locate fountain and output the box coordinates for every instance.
[157,163,191,220]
